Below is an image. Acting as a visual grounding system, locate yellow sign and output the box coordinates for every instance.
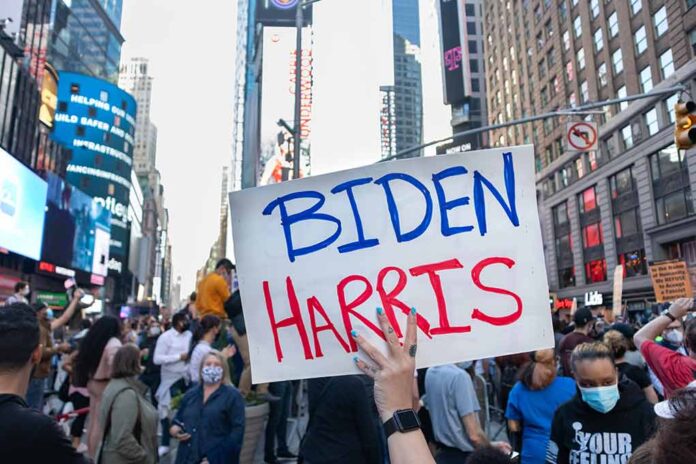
[649,260,694,303]
[39,64,58,128]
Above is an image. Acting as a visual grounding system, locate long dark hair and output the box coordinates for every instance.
[74,316,121,387]
[189,315,220,357]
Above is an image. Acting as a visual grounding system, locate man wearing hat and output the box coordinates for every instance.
[558,308,595,377]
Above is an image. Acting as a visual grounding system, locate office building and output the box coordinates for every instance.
[119,57,157,174]
[484,0,696,311]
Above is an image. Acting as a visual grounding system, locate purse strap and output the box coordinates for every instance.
[97,387,142,464]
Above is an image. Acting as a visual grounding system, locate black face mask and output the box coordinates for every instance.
[179,322,190,332]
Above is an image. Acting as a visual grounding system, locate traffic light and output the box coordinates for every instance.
[674,100,696,149]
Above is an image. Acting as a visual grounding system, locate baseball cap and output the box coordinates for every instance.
[654,381,696,419]
[610,323,635,340]
[574,308,594,326]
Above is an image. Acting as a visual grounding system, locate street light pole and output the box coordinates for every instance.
[292,3,304,180]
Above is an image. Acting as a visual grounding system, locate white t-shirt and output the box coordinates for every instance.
[189,340,213,383]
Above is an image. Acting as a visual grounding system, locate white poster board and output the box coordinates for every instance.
[229,145,553,383]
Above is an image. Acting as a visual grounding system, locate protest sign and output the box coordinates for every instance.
[649,260,693,303]
[611,265,623,321]
[229,145,553,383]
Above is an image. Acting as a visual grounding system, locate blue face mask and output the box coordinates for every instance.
[46,309,55,320]
[579,384,620,413]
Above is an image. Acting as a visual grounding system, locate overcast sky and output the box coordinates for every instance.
[120,0,450,299]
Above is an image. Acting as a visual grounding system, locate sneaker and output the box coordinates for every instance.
[277,450,298,460]
[158,446,170,457]
[76,443,88,454]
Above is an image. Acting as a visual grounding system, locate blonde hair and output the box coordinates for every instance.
[603,330,629,359]
[571,341,615,373]
[199,350,232,385]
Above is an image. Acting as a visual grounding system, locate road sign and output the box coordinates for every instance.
[565,121,598,152]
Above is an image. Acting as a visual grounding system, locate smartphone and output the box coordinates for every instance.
[172,419,187,435]
[509,451,520,463]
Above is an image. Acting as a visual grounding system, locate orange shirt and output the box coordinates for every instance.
[197,273,231,318]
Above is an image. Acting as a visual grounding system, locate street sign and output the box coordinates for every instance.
[566,121,598,152]
[229,145,553,383]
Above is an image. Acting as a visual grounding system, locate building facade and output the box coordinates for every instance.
[484,0,696,311]
[118,57,156,174]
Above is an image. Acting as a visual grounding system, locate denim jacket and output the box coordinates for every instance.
[174,384,245,464]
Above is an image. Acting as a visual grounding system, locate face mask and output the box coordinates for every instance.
[45,309,54,320]
[579,384,620,413]
[201,365,224,385]
[22,287,30,296]
[149,326,161,337]
[180,322,190,332]
[664,330,684,345]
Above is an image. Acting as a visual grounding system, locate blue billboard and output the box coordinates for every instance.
[41,173,112,277]
[0,147,48,260]
[51,72,137,275]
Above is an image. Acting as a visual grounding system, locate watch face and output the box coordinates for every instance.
[396,410,421,430]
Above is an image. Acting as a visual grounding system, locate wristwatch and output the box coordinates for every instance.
[383,409,421,438]
[662,309,677,322]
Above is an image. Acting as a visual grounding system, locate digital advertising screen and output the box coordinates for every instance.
[41,173,112,277]
[0,147,48,260]
[51,72,137,275]
[436,0,466,105]
[256,0,313,26]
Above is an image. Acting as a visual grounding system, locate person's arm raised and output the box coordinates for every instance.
[50,289,84,331]
[634,298,693,349]
[353,308,435,464]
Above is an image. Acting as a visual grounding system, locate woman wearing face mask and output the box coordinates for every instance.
[188,315,236,384]
[139,318,163,406]
[171,351,245,464]
[546,342,656,464]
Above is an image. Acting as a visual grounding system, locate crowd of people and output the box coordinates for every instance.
[0,262,695,464]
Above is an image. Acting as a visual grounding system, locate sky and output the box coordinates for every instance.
[120,0,450,299]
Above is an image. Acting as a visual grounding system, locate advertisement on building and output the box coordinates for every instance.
[259,27,313,185]
[39,64,58,128]
[51,72,136,275]
[40,172,111,278]
[256,0,313,26]
[435,0,466,104]
[0,146,48,261]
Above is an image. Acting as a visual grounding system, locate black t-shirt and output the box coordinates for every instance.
[0,394,88,463]
[617,362,651,389]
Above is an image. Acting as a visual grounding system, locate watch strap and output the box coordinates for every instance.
[383,409,421,438]
[662,310,676,322]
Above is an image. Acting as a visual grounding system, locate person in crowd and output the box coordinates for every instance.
[609,323,645,368]
[74,315,123,458]
[424,362,510,463]
[96,344,158,464]
[171,350,245,464]
[5,281,30,305]
[26,292,83,411]
[633,298,696,398]
[505,348,575,464]
[603,330,658,403]
[185,291,198,319]
[197,259,234,320]
[154,310,192,457]
[300,374,383,463]
[122,319,139,344]
[264,381,296,463]
[546,342,656,464]
[627,442,655,464]
[495,352,530,414]
[189,315,236,384]
[0,303,87,462]
[651,384,696,463]
[61,347,90,450]
[558,308,596,377]
[552,314,564,356]
[139,317,162,406]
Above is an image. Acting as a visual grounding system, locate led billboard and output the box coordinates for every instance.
[436,0,466,105]
[41,173,111,277]
[51,72,136,275]
[256,0,313,26]
[0,146,48,260]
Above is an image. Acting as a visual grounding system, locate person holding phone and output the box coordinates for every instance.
[633,298,696,398]
[170,350,245,464]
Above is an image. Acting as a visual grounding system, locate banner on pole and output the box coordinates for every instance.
[229,145,553,383]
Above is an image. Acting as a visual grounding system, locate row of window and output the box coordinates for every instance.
[552,144,694,288]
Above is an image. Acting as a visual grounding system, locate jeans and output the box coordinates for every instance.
[230,325,268,396]
[264,381,292,460]
[161,379,187,447]
[26,377,46,412]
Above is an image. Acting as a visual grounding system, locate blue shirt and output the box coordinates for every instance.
[505,376,575,464]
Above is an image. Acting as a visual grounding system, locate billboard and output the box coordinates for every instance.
[259,27,313,185]
[51,72,137,275]
[256,0,313,26]
[436,0,466,104]
[41,172,111,277]
[0,146,48,260]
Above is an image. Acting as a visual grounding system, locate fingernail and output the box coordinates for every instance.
[353,356,359,363]
[376,307,384,315]
[351,329,358,338]
[411,307,417,315]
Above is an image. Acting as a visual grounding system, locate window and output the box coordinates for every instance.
[585,259,608,283]
[634,26,647,55]
[465,4,475,16]
[639,66,653,93]
[594,28,604,52]
[614,210,640,237]
[660,49,674,79]
[630,0,642,16]
[554,202,569,226]
[651,145,686,180]
[621,125,634,148]
[583,223,603,247]
[598,62,608,86]
[468,40,478,54]
[471,78,480,92]
[577,48,586,70]
[618,250,647,277]
[580,80,589,103]
[563,30,570,51]
[653,7,668,37]
[610,167,634,199]
[553,202,575,288]
[574,16,582,38]
[566,60,575,82]
[650,145,694,224]
[591,0,600,18]
[467,22,477,35]
[645,108,659,135]
[547,48,556,66]
[579,186,598,213]
[666,94,679,123]
[612,48,623,74]
[609,12,619,37]
[470,59,479,73]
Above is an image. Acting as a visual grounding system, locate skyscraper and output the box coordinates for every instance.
[391,0,423,158]
[484,0,696,310]
[119,57,157,174]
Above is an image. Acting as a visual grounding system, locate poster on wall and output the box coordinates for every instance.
[230,145,553,383]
